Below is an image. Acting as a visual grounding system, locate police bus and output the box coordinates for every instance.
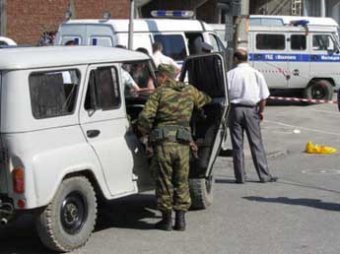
[212,15,340,100]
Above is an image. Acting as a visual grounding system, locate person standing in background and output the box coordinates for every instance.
[227,48,278,184]
[152,42,181,74]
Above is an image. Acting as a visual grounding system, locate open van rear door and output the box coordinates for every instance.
[179,53,229,209]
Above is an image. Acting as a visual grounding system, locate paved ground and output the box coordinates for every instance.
[0,94,339,254]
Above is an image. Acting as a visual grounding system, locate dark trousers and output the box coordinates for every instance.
[229,105,272,182]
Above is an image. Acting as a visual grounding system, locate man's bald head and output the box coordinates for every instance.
[233,48,248,63]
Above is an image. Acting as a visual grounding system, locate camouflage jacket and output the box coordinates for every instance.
[138,79,211,136]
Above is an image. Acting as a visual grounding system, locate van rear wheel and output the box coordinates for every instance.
[304,80,333,101]
[189,176,213,210]
[36,176,97,252]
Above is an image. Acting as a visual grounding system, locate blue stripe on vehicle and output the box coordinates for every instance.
[249,53,340,62]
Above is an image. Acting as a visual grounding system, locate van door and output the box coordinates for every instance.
[287,33,310,88]
[180,53,228,209]
[310,33,339,80]
[250,32,288,89]
[57,24,85,45]
[79,64,136,196]
[86,24,115,46]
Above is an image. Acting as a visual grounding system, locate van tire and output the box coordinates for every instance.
[304,80,333,101]
[36,176,97,252]
[189,176,213,210]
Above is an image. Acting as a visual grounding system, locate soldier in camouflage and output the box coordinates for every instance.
[138,64,211,231]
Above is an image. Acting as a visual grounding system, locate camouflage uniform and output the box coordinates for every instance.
[138,67,211,213]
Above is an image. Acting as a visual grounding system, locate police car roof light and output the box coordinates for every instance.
[151,10,194,19]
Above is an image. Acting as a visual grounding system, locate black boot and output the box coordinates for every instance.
[174,211,186,231]
[155,211,172,231]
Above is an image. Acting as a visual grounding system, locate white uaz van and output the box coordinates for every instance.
[212,15,340,100]
[55,18,226,65]
[0,46,228,252]
[249,15,340,100]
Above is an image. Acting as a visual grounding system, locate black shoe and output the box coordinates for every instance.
[155,211,172,231]
[260,176,278,183]
[174,211,186,231]
[235,180,245,184]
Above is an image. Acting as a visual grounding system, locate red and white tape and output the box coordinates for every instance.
[268,96,339,104]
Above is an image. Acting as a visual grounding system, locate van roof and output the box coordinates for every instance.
[62,19,213,33]
[0,46,149,70]
[250,15,339,27]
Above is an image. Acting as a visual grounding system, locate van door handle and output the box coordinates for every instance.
[293,69,299,76]
[87,130,100,138]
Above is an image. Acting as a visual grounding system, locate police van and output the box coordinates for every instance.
[250,15,340,100]
[55,11,225,65]
[212,15,340,100]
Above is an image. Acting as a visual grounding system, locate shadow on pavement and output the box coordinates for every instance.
[95,193,157,231]
[243,196,340,212]
[0,194,157,253]
[0,214,54,254]
[215,178,263,184]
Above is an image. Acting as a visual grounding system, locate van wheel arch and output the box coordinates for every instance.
[304,79,334,101]
[64,170,106,204]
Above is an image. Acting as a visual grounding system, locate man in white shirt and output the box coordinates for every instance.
[152,42,180,74]
[227,48,278,183]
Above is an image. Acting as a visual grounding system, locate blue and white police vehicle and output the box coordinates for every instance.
[55,10,225,66]
[211,15,340,100]
[249,15,340,100]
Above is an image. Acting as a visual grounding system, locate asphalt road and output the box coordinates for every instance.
[0,94,339,254]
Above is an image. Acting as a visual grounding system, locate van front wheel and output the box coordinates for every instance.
[36,176,97,252]
[189,176,213,210]
[304,80,333,101]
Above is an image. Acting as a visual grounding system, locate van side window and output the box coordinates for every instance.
[85,67,121,111]
[29,70,80,119]
[313,34,334,51]
[256,34,285,50]
[291,35,306,50]
[153,34,187,61]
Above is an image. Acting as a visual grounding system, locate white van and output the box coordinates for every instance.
[0,46,228,252]
[250,15,340,100]
[0,36,17,46]
[55,18,226,65]
[211,15,340,100]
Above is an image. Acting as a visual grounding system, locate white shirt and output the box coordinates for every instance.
[121,69,137,89]
[152,50,181,69]
[227,63,270,105]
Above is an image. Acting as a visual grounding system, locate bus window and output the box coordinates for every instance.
[291,35,306,51]
[256,34,285,50]
[313,34,335,51]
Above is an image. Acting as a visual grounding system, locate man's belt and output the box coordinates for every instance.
[150,125,191,144]
[231,103,256,108]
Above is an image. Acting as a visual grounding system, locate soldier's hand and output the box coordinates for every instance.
[190,141,199,159]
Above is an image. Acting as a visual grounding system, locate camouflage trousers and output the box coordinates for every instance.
[153,142,191,212]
